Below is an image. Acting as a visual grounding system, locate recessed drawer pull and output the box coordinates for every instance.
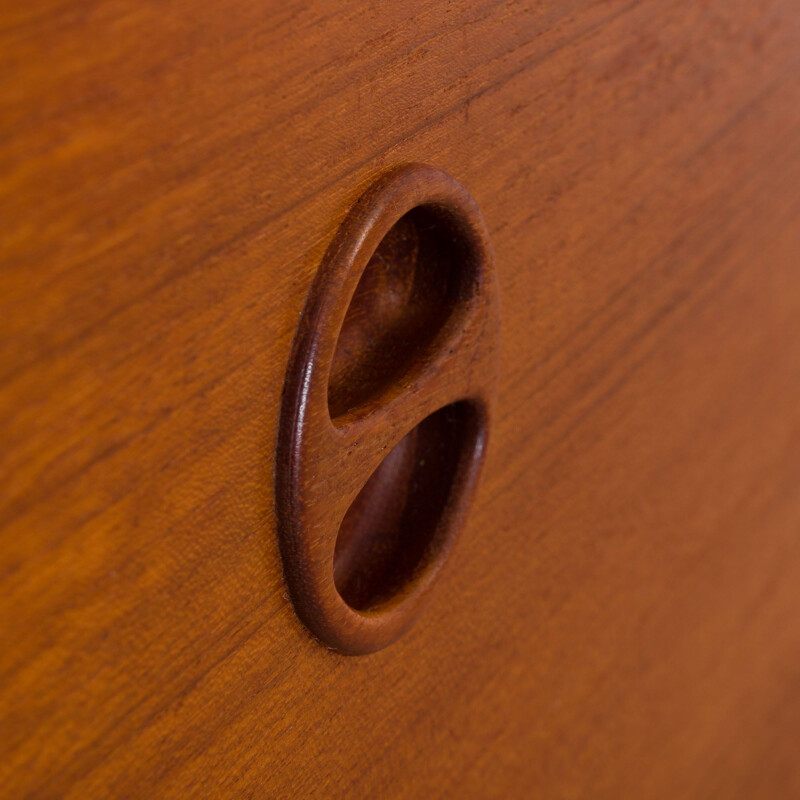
[276,164,500,654]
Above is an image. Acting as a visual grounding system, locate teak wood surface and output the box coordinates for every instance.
[2,0,800,797]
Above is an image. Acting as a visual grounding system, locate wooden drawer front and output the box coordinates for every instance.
[2,1,800,797]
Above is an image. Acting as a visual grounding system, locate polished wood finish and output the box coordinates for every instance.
[2,0,800,796]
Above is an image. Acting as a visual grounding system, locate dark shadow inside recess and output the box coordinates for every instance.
[333,401,478,611]
[327,205,478,421]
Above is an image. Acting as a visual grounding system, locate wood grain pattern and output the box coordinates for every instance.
[2,0,800,796]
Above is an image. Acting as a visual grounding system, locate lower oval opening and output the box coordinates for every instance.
[333,401,481,611]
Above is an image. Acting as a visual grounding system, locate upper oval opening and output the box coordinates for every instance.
[327,204,480,421]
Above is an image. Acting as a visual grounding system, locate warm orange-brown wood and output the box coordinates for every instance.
[2,0,800,797]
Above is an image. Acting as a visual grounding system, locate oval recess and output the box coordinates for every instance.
[276,164,500,655]
[327,203,479,422]
[333,400,481,611]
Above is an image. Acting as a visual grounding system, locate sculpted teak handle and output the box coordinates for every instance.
[276,164,500,654]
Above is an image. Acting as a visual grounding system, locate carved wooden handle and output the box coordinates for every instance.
[276,164,500,654]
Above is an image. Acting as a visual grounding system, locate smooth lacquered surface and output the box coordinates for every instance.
[4,1,800,796]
